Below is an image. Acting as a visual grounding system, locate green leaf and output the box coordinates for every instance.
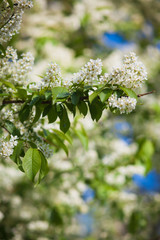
[32,105,43,124]
[71,91,80,105]
[7,0,14,8]
[89,97,104,121]
[57,92,70,99]
[45,90,52,100]
[89,89,101,103]
[52,129,72,144]
[11,140,24,163]
[49,207,63,225]
[137,139,154,173]
[99,89,113,103]
[28,141,37,149]
[15,88,27,99]
[128,211,142,234]
[58,105,70,133]
[74,125,88,150]
[29,95,42,106]
[65,102,76,116]
[1,80,16,91]
[77,101,88,116]
[89,86,106,103]
[43,104,51,117]
[19,104,31,123]
[52,133,69,155]
[4,120,20,136]
[52,87,68,100]
[119,86,138,100]
[37,151,49,183]
[48,104,57,123]
[22,148,41,182]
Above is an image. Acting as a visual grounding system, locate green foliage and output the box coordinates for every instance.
[4,120,20,137]
[47,104,57,123]
[77,101,88,116]
[11,140,24,164]
[119,86,138,100]
[0,78,140,182]
[0,0,159,239]
[6,0,14,8]
[52,87,69,101]
[99,89,113,102]
[1,80,16,91]
[89,97,105,121]
[22,148,48,183]
[136,139,154,173]
[19,104,31,123]
[58,104,70,133]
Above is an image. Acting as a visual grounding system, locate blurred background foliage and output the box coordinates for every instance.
[1,0,160,239]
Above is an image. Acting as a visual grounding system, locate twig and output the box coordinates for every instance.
[0,125,10,134]
[137,90,156,97]
[43,137,58,148]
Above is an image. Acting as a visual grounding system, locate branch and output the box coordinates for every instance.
[0,125,10,134]
[43,137,59,148]
[0,12,14,30]
[137,90,156,97]
[2,90,155,105]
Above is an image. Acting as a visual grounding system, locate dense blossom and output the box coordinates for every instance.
[38,52,147,95]
[0,135,18,157]
[108,94,137,114]
[72,58,102,85]
[40,62,62,89]
[0,0,33,43]
[0,46,34,85]
[100,52,147,89]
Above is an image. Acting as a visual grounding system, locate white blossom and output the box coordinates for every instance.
[108,94,137,114]
[28,221,49,231]
[0,46,34,85]
[0,0,33,43]
[72,58,102,85]
[40,62,62,89]
[0,135,18,157]
[100,52,147,90]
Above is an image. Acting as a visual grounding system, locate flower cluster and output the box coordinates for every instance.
[72,58,102,85]
[0,0,33,43]
[0,46,34,86]
[37,52,146,93]
[100,52,147,89]
[40,62,62,89]
[108,94,137,114]
[0,135,18,157]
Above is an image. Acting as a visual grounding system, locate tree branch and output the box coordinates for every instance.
[137,90,156,97]
[1,90,155,105]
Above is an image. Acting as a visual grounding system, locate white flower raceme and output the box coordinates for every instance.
[37,52,146,91]
[108,94,137,114]
[0,0,33,43]
[100,52,147,89]
[40,62,62,89]
[0,135,18,157]
[27,221,49,231]
[0,46,34,85]
[72,58,102,85]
